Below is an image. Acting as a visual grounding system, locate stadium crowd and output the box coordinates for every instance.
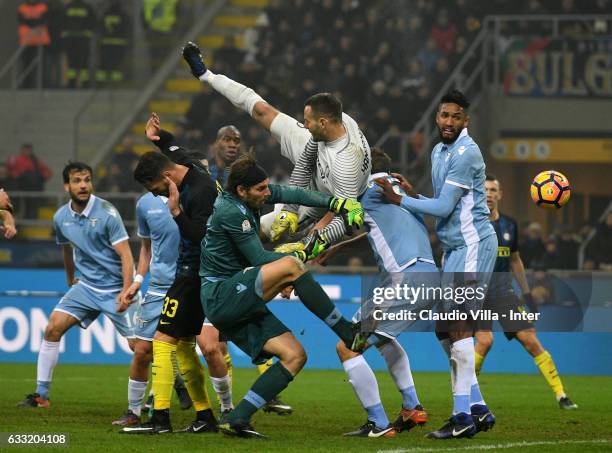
[8,0,611,272]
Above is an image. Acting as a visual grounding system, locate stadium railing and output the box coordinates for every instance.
[5,190,142,231]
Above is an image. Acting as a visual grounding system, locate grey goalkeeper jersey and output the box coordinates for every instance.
[270,112,371,244]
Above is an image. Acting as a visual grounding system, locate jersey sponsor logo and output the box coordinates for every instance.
[497,246,511,257]
[242,219,251,232]
[236,283,247,294]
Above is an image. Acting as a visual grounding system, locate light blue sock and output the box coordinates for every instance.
[36,380,50,399]
[470,383,485,407]
[365,402,389,429]
[453,394,470,415]
[400,385,420,409]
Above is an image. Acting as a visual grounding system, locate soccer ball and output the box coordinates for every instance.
[530,170,571,209]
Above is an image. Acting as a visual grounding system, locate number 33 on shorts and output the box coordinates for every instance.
[162,297,179,317]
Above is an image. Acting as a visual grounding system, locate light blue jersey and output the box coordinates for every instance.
[136,193,179,292]
[356,173,439,340]
[431,128,495,250]
[53,195,130,290]
[361,173,435,271]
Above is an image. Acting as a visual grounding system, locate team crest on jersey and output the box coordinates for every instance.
[169,146,179,152]
[503,232,510,241]
[458,146,466,155]
[242,219,251,232]
[89,217,99,228]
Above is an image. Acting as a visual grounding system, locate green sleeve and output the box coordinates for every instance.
[221,209,285,266]
[268,184,332,208]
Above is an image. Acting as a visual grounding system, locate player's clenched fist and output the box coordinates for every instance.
[270,209,298,241]
[328,197,364,235]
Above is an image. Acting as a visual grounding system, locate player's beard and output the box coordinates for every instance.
[438,126,461,144]
[69,190,91,207]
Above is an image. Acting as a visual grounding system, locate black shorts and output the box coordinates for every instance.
[477,292,534,340]
[156,273,204,338]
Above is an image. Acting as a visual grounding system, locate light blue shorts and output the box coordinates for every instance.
[54,282,136,338]
[353,260,441,339]
[440,234,498,312]
[134,288,166,341]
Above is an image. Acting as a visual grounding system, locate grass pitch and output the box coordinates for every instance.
[1,364,611,452]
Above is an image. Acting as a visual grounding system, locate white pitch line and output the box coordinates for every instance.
[378,439,611,453]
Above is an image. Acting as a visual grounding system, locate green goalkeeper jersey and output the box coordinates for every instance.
[200,184,331,281]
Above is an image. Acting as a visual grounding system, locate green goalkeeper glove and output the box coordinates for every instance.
[270,209,299,241]
[328,197,364,235]
[275,231,328,263]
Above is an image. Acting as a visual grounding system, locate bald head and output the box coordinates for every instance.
[215,125,241,164]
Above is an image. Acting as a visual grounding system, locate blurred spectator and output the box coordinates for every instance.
[585,212,612,271]
[96,0,130,85]
[347,256,365,272]
[555,227,579,269]
[0,163,18,192]
[61,0,96,88]
[430,8,458,55]
[520,222,546,268]
[45,0,64,88]
[6,144,52,191]
[418,37,441,73]
[215,36,245,74]
[530,268,556,305]
[108,136,142,191]
[17,0,51,88]
[535,239,560,270]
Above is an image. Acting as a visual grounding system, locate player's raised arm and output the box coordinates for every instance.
[182,42,279,131]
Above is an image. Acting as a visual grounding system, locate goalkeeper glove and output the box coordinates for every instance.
[275,231,328,263]
[328,197,364,235]
[270,209,299,241]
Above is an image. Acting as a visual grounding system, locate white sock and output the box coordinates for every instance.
[378,339,414,390]
[37,339,60,383]
[210,374,233,411]
[450,338,475,409]
[201,71,264,115]
[342,355,382,409]
[128,379,148,416]
[379,339,421,409]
